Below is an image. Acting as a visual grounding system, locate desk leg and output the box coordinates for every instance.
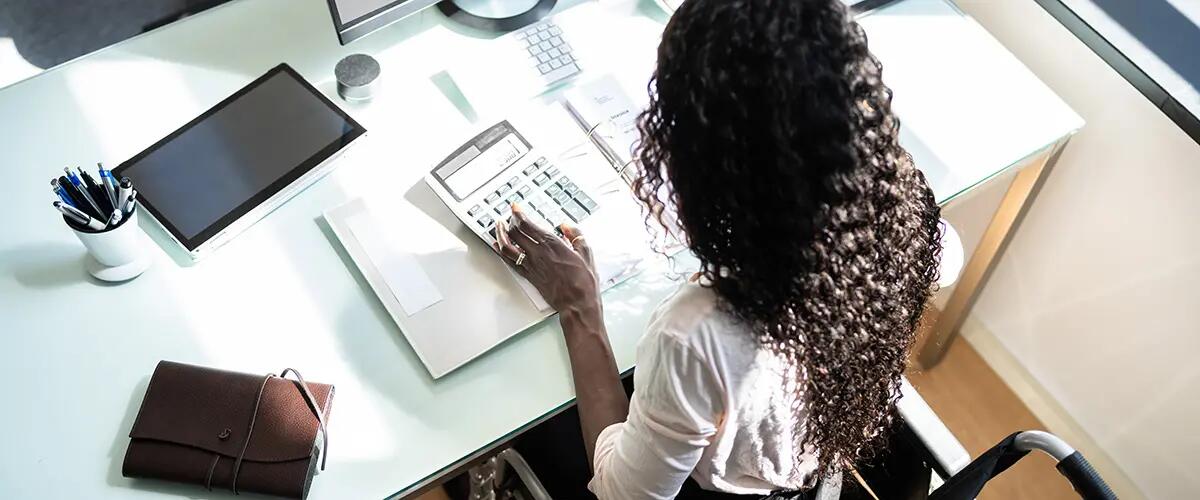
[917,138,1071,368]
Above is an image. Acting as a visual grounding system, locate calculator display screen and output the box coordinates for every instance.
[433,121,531,201]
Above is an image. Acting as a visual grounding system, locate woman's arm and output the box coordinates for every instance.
[560,299,628,463]
[496,205,629,463]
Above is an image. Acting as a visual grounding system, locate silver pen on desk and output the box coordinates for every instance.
[54,201,106,231]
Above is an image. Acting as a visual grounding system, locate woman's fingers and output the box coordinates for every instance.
[560,224,596,271]
[493,219,527,270]
[508,204,551,245]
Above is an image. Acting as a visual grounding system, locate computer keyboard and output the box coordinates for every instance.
[468,155,599,239]
[512,20,581,89]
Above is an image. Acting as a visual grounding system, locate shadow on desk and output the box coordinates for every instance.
[1,242,111,289]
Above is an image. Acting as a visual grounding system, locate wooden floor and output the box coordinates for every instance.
[906,337,1077,499]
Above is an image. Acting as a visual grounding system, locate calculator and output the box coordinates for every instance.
[425,121,601,249]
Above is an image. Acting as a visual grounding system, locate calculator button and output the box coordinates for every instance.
[523,164,539,176]
[551,190,572,206]
[477,215,494,228]
[535,157,548,167]
[574,193,598,212]
[496,184,511,196]
[562,182,580,196]
[562,201,588,222]
[484,193,500,204]
[518,185,532,197]
[467,204,482,217]
[533,173,552,186]
[507,194,522,204]
[495,203,512,217]
[545,166,560,177]
[507,176,520,187]
[545,184,563,197]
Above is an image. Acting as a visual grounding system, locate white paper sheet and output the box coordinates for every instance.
[344,209,444,316]
[563,75,642,167]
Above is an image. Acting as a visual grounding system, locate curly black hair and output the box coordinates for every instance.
[632,0,942,482]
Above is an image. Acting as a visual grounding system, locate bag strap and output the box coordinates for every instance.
[204,369,330,494]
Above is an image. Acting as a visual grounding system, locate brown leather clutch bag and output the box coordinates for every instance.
[123,361,334,499]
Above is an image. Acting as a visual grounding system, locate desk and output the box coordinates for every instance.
[0,0,1080,498]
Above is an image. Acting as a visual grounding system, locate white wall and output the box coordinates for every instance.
[947,1,1200,498]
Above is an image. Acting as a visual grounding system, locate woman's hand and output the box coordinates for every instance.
[494,203,600,314]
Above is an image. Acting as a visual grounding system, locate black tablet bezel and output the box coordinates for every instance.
[113,63,367,252]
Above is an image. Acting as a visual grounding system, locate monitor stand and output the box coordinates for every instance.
[438,0,557,32]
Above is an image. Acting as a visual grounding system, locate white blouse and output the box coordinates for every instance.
[588,281,818,499]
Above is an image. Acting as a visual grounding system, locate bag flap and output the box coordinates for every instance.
[129,361,334,463]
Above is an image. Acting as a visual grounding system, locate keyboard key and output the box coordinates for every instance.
[533,173,552,186]
[484,193,500,204]
[558,55,573,66]
[467,204,483,217]
[535,157,548,167]
[524,26,539,36]
[551,190,572,206]
[562,182,580,196]
[550,26,562,36]
[537,63,552,75]
[550,36,563,47]
[528,45,540,56]
[545,184,563,197]
[560,43,573,53]
[537,23,550,31]
[496,184,511,196]
[548,47,562,59]
[550,59,562,70]
[546,166,560,177]
[574,193,598,212]
[562,201,588,222]
[518,185,532,197]
[477,214,494,228]
[539,41,552,51]
[537,53,551,63]
[538,63,580,86]
[507,193,522,204]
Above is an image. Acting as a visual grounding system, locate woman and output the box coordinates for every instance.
[493,0,942,497]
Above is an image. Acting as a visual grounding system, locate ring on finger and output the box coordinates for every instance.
[570,235,585,245]
[516,226,541,245]
[514,252,527,266]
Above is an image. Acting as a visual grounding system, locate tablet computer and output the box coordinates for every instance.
[113,63,367,261]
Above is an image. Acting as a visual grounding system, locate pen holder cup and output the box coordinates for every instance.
[68,210,151,282]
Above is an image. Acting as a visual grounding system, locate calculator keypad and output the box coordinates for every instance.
[470,155,600,235]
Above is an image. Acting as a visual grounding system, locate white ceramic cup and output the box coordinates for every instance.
[69,210,150,281]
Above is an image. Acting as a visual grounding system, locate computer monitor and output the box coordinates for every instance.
[326,0,440,45]
[327,0,553,45]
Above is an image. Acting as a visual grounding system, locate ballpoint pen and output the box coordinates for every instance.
[99,163,119,207]
[107,207,124,228]
[119,189,138,215]
[55,201,106,230]
[65,167,103,218]
[117,178,133,211]
[80,167,114,215]
[51,179,75,207]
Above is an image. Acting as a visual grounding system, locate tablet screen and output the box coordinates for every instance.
[114,64,366,251]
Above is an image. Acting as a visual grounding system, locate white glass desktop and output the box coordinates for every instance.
[0,0,1080,498]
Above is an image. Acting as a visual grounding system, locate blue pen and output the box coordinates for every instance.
[51,179,76,207]
[98,165,119,207]
[64,166,103,217]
